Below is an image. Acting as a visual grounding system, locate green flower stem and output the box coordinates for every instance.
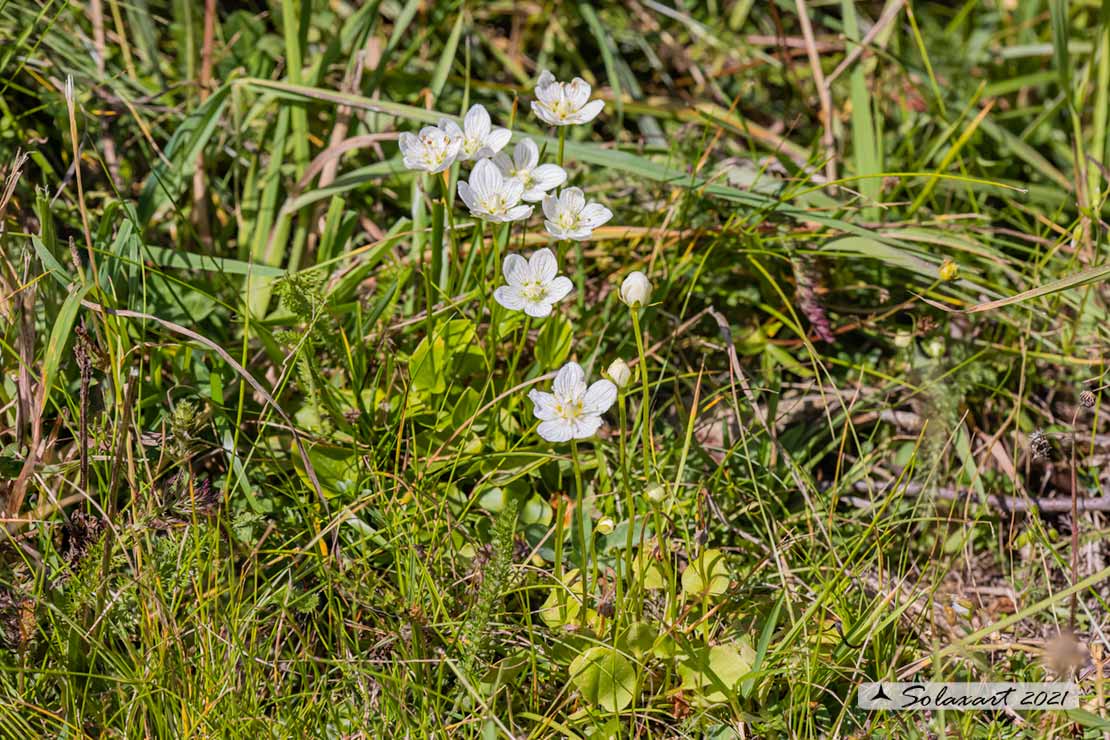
[574,240,585,314]
[430,175,445,296]
[617,392,638,619]
[551,494,567,623]
[505,317,531,392]
[630,308,657,477]
[440,171,458,293]
[571,440,589,628]
[557,126,566,168]
[421,177,436,344]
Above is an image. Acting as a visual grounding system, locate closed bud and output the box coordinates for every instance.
[893,329,913,348]
[923,335,946,359]
[645,484,667,504]
[1080,390,1096,408]
[605,358,632,388]
[939,259,959,281]
[620,271,652,308]
[596,517,615,535]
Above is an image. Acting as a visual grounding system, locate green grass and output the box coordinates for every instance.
[2,0,1110,737]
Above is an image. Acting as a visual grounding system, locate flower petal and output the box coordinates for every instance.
[528,390,560,420]
[470,158,500,198]
[515,138,539,169]
[485,127,512,155]
[535,71,560,104]
[464,104,490,138]
[572,415,604,439]
[492,152,514,175]
[543,220,566,239]
[546,275,573,303]
[504,204,533,222]
[538,419,574,443]
[438,120,463,140]
[502,253,529,284]
[529,248,558,282]
[523,300,554,318]
[531,164,567,192]
[501,177,525,204]
[494,286,526,312]
[566,78,591,109]
[554,362,585,398]
[457,182,478,211]
[541,195,560,221]
[560,187,585,213]
[575,99,605,124]
[582,380,617,415]
[531,101,559,126]
[398,132,419,155]
[579,203,613,228]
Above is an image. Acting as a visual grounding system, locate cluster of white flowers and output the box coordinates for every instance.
[398,73,611,239]
[398,72,652,444]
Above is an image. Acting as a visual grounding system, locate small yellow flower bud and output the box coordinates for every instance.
[605,358,632,388]
[596,517,615,535]
[939,259,959,281]
[893,329,913,348]
[620,271,652,307]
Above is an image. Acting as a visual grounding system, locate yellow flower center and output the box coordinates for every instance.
[520,279,548,302]
[554,399,584,422]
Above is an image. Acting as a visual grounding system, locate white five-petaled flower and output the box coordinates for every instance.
[398,121,463,173]
[457,159,533,222]
[528,362,617,442]
[531,70,605,126]
[442,103,512,161]
[543,188,613,240]
[492,139,567,202]
[493,248,573,318]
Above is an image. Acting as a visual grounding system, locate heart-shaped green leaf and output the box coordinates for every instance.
[569,646,637,712]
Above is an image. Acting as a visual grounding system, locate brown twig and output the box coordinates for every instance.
[843,479,1110,513]
[794,0,837,187]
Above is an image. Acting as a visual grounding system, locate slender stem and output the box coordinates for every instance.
[421,178,436,345]
[431,174,445,293]
[552,494,567,623]
[574,240,585,313]
[618,392,638,618]
[505,317,531,391]
[440,171,457,293]
[630,309,656,478]
[571,440,589,627]
[557,126,566,168]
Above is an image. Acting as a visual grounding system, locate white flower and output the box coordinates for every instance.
[528,362,617,442]
[493,248,573,318]
[441,103,512,161]
[492,139,567,202]
[605,358,632,388]
[619,271,652,307]
[531,70,605,126]
[398,121,462,173]
[542,188,612,240]
[457,159,533,222]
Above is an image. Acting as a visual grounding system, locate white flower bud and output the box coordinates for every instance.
[620,271,652,308]
[605,358,632,388]
[893,329,913,348]
[645,484,667,504]
[924,335,946,359]
[596,517,615,535]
